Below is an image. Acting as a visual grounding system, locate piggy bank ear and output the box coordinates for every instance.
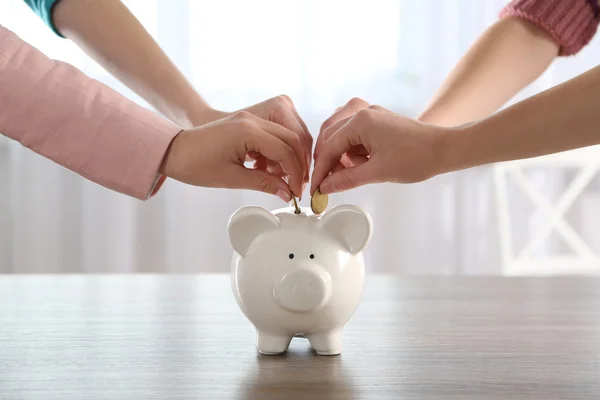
[317,205,373,254]
[228,206,281,256]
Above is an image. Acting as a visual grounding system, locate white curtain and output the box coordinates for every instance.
[1,0,600,274]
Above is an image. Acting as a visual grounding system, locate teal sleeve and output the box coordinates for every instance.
[23,0,65,38]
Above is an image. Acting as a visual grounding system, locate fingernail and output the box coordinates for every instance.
[276,189,291,202]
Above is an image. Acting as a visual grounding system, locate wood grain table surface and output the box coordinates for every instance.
[1,274,599,400]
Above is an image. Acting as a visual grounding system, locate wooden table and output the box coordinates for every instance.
[1,274,599,400]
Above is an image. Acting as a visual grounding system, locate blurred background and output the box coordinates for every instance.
[1,0,600,275]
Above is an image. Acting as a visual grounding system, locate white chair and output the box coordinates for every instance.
[494,145,600,276]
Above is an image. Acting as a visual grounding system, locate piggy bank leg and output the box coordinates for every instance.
[307,330,342,356]
[256,331,292,355]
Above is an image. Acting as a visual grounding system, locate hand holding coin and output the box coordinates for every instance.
[288,189,328,215]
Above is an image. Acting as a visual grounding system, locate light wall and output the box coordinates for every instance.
[1,0,600,274]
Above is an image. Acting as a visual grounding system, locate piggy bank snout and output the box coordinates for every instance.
[272,265,332,313]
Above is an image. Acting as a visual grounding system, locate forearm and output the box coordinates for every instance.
[52,0,216,128]
[444,64,600,171]
[0,25,181,200]
[418,16,559,127]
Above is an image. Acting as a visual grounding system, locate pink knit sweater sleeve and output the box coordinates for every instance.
[500,0,600,56]
[0,25,182,200]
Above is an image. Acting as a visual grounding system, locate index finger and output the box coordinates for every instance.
[315,98,370,160]
[247,129,304,197]
[278,108,311,183]
[310,118,364,195]
[252,116,307,184]
[280,95,313,184]
[280,95,311,138]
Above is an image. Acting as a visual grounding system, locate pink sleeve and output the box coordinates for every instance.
[0,25,182,200]
[500,0,600,56]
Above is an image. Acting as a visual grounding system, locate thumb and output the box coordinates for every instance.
[318,162,377,195]
[236,168,292,202]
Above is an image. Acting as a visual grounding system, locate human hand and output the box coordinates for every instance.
[191,95,312,189]
[311,101,450,195]
[160,111,306,201]
[314,97,371,168]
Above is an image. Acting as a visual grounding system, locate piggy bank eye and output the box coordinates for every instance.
[309,254,315,259]
[289,253,294,259]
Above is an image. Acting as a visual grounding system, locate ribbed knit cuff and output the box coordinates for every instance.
[500,0,600,56]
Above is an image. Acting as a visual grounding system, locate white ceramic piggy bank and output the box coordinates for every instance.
[228,204,373,356]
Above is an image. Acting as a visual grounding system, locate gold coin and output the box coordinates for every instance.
[291,196,301,214]
[311,189,328,214]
